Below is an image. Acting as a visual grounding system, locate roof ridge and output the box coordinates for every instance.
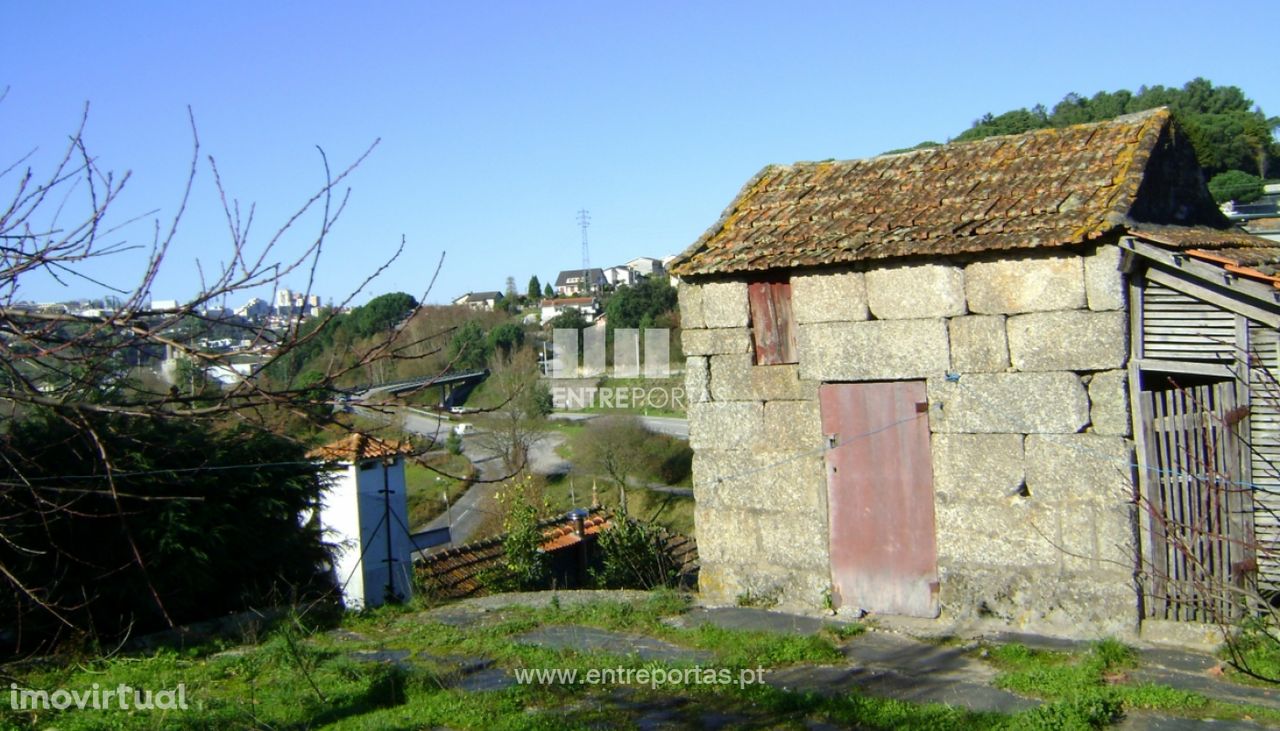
[768,108,1174,171]
[666,107,1265,278]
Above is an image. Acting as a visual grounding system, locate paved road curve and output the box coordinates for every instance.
[550,412,689,440]
[356,404,687,550]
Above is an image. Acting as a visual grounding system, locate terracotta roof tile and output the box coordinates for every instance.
[415,511,612,599]
[539,514,610,552]
[306,433,412,463]
[670,109,1271,277]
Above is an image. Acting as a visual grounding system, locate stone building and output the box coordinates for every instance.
[668,108,1277,638]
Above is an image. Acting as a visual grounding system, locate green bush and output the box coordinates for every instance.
[591,511,677,590]
[482,477,549,592]
[445,430,463,455]
[1209,169,1265,203]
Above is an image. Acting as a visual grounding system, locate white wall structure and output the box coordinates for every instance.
[307,434,414,610]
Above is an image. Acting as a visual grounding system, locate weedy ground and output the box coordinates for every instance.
[4,592,1278,730]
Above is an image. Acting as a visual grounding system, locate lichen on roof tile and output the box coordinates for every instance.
[669,108,1270,277]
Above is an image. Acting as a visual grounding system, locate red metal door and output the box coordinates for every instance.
[820,381,939,617]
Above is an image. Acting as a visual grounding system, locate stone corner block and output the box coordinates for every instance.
[1087,370,1131,436]
[677,281,706,329]
[1085,244,1126,311]
[684,355,711,405]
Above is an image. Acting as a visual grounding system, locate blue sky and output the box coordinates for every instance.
[4,1,1278,307]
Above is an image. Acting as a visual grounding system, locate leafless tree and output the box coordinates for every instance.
[472,348,550,475]
[0,100,457,643]
[570,415,653,512]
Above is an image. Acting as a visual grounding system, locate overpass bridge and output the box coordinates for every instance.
[355,369,489,409]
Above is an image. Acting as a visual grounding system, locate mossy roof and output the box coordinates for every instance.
[670,108,1269,277]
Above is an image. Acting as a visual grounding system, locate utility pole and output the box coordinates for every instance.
[381,456,399,604]
[578,208,591,271]
[577,208,591,280]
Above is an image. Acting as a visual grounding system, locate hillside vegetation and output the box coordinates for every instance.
[945,78,1279,203]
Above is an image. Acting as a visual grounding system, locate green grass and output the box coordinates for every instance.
[1,594,952,730]
[984,638,1280,727]
[571,376,687,417]
[405,452,474,528]
[1220,617,1280,685]
[14,598,1280,730]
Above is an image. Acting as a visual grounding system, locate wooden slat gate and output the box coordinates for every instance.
[1137,380,1254,622]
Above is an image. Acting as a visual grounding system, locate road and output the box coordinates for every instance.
[355,403,687,550]
[550,412,689,440]
[409,421,570,550]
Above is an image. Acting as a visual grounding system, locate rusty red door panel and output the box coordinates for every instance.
[820,381,939,617]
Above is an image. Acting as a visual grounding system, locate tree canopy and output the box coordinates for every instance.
[348,292,418,338]
[603,277,677,331]
[269,291,419,382]
[448,320,492,371]
[547,308,589,331]
[1209,170,1266,204]
[488,322,525,358]
[955,78,1279,180]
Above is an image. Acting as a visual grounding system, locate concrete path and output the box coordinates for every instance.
[334,594,1280,727]
[671,607,1037,714]
[514,625,714,663]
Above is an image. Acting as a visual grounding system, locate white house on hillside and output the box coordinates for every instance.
[603,265,638,287]
[541,296,598,323]
[554,268,606,296]
[626,256,665,277]
[452,291,502,310]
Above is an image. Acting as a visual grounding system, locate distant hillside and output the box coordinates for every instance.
[267,291,420,385]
